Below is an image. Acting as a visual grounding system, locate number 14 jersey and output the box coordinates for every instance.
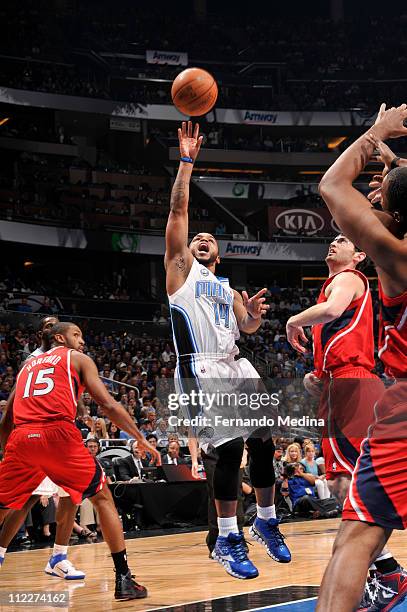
[168,258,240,357]
[14,346,84,426]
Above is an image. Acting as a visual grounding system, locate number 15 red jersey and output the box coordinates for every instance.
[14,346,84,426]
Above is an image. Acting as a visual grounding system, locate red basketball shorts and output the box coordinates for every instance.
[0,420,106,510]
[343,382,407,530]
[319,367,385,481]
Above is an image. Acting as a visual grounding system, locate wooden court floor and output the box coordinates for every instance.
[1,519,406,611]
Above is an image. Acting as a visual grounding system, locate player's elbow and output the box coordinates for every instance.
[318,174,340,200]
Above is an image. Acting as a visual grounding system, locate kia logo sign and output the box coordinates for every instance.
[275,209,325,235]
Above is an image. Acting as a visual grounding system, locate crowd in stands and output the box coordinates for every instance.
[0,150,226,234]
[0,278,385,402]
[0,0,406,112]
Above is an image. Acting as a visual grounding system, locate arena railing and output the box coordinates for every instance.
[0,310,171,336]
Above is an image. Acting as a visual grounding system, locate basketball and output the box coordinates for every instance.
[171,68,218,116]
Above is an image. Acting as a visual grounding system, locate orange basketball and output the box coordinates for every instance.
[171,68,218,117]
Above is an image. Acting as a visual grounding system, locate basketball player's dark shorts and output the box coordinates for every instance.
[0,420,106,510]
[343,381,407,530]
[319,366,385,481]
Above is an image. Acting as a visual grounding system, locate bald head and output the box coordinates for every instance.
[50,323,85,353]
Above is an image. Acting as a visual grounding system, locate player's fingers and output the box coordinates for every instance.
[187,121,192,138]
[196,135,204,153]
[294,341,306,354]
[367,187,381,201]
[374,103,386,124]
[300,331,308,343]
[372,193,382,204]
[366,133,377,146]
[193,123,200,140]
[181,121,186,137]
[253,288,267,299]
[242,290,249,304]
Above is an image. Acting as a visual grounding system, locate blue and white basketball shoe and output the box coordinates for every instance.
[249,517,291,563]
[45,554,85,580]
[211,532,259,579]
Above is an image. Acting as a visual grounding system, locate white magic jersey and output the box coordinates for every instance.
[168,258,239,357]
[27,347,45,360]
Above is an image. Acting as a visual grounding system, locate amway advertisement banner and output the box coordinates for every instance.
[0,220,328,261]
[0,87,377,127]
[146,50,188,66]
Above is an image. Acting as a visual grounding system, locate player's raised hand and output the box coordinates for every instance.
[367,176,384,205]
[286,318,308,354]
[178,121,204,162]
[374,140,397,172]
[242,288,269,319]
[366,139,398,204]
[372,103,407,139]
[374,102,387,125]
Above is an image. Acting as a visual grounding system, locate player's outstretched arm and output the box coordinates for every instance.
[72,352,161,465]
[319,104,407,282]
[233,288,269,334]
[286,272,363,353]
[165,121,203,295]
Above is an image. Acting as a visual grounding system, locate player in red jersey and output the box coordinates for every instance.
[286,235,400,585]
[0,316,86,579]
[286,234,382,489]
[0,322,161,600]
[316,104,407,612]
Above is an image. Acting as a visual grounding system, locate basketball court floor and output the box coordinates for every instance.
[1,518,407,611]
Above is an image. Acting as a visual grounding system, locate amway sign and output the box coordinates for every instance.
[146,50,188,66]
[243,110,278,124]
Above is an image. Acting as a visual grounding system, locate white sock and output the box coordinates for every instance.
[257,504,276,520]
[53,544,68,557]
[218,516,239,537]
[0,546,7,558]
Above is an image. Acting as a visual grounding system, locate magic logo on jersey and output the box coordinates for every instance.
[195,280,233,328]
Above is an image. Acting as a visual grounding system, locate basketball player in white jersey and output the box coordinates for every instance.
[0,316,85,579]
[165,121,291,580]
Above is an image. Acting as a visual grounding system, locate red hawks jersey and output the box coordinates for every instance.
[312,270,375,377]
[378,282,407,378]
[14,346,84,426]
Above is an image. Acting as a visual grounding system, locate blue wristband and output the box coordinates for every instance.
[180,156,194,164]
